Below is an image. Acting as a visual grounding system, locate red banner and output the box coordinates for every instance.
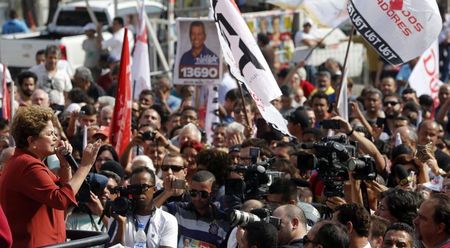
[110,28,132,157]
[2,64,10,120]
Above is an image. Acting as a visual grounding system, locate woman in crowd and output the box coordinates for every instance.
[0,105,101,247]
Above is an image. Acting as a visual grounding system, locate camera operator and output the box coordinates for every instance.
[153,153,189,207]
[166,170,230,247]
[272,204,308,247]
[108,167,178,247]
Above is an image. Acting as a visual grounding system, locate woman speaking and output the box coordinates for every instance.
[0,105,101,247]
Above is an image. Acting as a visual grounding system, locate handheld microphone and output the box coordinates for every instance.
[61,148,79,171]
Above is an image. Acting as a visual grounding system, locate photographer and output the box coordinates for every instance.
[153,153,189,207]
[166,170,230,247]
[108,166,178,247]
[272,204,308,247]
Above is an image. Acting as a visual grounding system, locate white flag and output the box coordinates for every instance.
[205,84,220,145]
[301,0,349,28]
[408,41,443,107]
[211,0,290,136]
[337,69,348,122]
[348,0,442,65]
[131,0,151,100]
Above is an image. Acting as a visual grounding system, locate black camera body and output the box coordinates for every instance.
[230,208,281,229]
[141,131,157,141]
[231,159,275,199]
[300,135,377,197]
[102,184,151,217]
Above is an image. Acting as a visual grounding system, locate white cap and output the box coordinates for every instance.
[83,22,96,32]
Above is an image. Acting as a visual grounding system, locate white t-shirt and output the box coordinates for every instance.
[102,27,135,61]
[0,64,13,98]
[110,208,178,248]
[29,63,72,105]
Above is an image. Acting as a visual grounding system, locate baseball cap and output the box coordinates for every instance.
[297,202,321,227]
[100,160,125,180]
[93,126,110,140]
[83,22,96,32]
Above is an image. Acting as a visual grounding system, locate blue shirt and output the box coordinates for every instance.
[2,19,29,34]
[180,46,219,66]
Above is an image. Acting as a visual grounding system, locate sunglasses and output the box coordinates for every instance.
[161,165,184,172]
[383,101,399,107]
[189,189,210,199]
[127,184,154,195]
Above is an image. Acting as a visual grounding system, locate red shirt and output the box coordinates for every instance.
[0,149,77,247]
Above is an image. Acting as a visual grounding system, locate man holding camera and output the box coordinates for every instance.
[166,170,230,248]
[153,153,190,207]
[108,167,178,247]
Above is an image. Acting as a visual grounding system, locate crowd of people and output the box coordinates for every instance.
[0,7,449,248]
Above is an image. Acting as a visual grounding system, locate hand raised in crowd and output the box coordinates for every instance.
[330,116,352,135]
[326,196,347,211]
[80,139,102,168]
[364,179,388,194]
[162,174,186,196]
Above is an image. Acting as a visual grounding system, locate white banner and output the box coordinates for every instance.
[205,84,220,145]
[131,0,151,100]
[267,0,304,10]
[337,68,349,122]
[211,0,290,136]
[408,41,443,106]
[348,0,442,65]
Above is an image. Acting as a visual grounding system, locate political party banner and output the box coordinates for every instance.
[173,18,223,85]
[347,0,442,65]
[131,0,151,100]
[211,0,291,136]
[111,28,132,156]
[408,41,443,107]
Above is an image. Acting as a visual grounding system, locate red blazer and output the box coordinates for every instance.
[0,148,77,247]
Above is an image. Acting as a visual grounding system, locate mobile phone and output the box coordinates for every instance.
[376,117,385,127]
[321,119,340,129]
[171,179,186,189]
[249,147,260,164]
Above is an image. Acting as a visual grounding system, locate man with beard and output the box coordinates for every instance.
[17,71,37,106]
[109,167,178,247]
[382,93,403,135]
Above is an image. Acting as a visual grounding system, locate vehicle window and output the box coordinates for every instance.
[56,10,108,26]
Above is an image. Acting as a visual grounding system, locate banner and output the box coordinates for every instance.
[131,0,151,100]
[348,0,442,65]
[204,84,220,145]
[211,0,290,136]
[111,28,132,156]
[173,18,223,85]
[267,0,304,10]
[408,41,443,107]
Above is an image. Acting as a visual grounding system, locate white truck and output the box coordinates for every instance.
[0,0,165,74]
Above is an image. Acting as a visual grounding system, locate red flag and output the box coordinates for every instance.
[2,64,10,120]
[110,28,132,157]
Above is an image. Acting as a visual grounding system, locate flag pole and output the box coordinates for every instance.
[236,80,252,132]
[335,25,355,102]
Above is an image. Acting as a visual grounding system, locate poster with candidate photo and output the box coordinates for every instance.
[174,18,223,85]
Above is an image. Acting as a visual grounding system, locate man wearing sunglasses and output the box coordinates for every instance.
[154,153,189,207]
[382,94,403,136]
[109,167,178,248]
[166,170,230,248]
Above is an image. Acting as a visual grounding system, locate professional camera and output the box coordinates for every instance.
[141,130,157,141]
[230,208,281,229]
[77,173,108,204]
[299,135,377,197]
[102,184,151,217]
[231,158,276,199]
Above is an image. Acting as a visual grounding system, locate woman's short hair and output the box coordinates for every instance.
[12,106,55,149]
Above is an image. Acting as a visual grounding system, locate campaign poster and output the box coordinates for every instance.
[174,18,223,85]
